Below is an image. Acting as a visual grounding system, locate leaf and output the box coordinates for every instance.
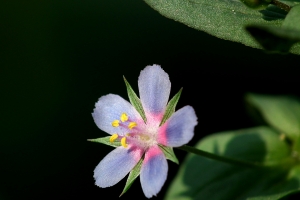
[282,4,300,31]
[159,144,179,164]
[246,5,300,53]
[123,76,147,123]
[246,25,300,53]
[120,158,144,196]
[246,93,300,142]
[160,88,182,126]
[165,126,300,200]
[87,136,121,148]
[246,165,300,200]
[240,0,271,9]
[143,0,300,54]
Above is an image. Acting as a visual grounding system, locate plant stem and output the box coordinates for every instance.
[271,0,291,12]
[177,145,264,168]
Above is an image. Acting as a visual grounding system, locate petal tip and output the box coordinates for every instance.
[138,65,171,114]
[140,146,168,198]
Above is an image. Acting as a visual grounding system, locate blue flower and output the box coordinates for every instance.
[92,64,198,198]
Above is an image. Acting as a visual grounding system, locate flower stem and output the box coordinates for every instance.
[177,145,264,168]
[271,0,291,12]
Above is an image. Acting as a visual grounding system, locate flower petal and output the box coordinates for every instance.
[92,94,141,135]
[158,106,198,147]
[94,145,143,188]
[138,65,171,115]
[140,145,168,198]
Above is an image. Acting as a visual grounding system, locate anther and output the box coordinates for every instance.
[112,120,120,127]
[109,134,118,143]
[120,113,128,122]
[121,137,128,148]
[128,122,137,130]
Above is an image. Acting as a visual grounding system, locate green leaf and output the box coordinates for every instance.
[87,136,121,148]
[246,25,300,53]
[160,88,182,126]
[143,0,300,54]
[123,76,147,123]
[282,4,300,31]
[165,126,300,200]
[246,165,300,200]
[240,0,271,9]
[246,5,300,54]
[159,144,179,164]
[246,93,300,142]
[120,158,144,196]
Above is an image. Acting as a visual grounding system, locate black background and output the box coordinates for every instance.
[1,1,300,200]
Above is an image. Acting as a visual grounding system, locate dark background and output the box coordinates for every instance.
[1,1,300,200]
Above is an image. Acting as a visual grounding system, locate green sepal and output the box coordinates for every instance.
[123,76,147,123]
[87,136,121,148]
[159,144,179,164]
[120,158,144,196]
[160,88,182,126]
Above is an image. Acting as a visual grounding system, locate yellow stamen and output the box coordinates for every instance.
[125,133,130,136]
[109,134,119,143]
[112,120,120,127]
[128,122,137,130]
[120,113,128,122]
[121,137,127,148]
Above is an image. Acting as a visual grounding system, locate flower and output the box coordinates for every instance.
[92,64,198,198]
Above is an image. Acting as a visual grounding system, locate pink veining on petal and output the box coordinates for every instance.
[128,145,145,162]
[157,122,168,145]
[143,145,162,163]
[145,111,164,127]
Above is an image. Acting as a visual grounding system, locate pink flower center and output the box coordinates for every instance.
[109,112,161,150]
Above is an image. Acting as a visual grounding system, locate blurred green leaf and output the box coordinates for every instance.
[87,136,121,148]
[159,144,179,164]
[165,126,300,200]
[160,88,182,126]
[143,0,300,54]
[246,93,300,142]
[123,76,147,123]
[120,158,143,196]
